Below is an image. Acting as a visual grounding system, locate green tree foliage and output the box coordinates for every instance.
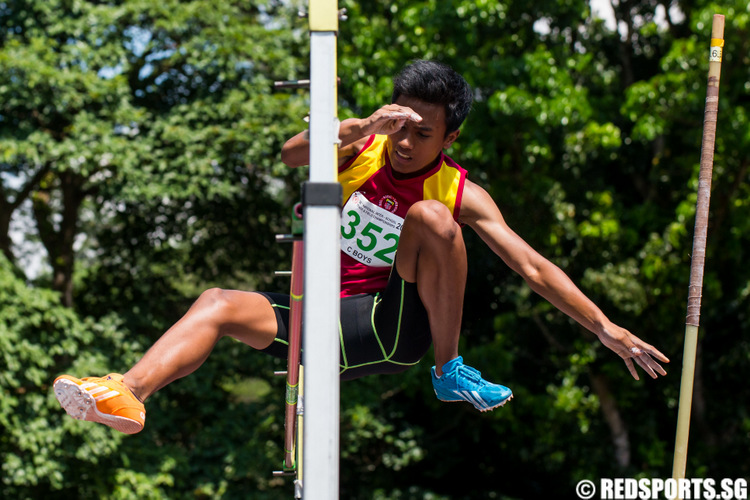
[2,0,750,498]
[336,0,750,496]
[0,0,309,307]
[2,1,308,498]
[0,252,142,497]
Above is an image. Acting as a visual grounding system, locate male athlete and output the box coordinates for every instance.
[54,60,668,435]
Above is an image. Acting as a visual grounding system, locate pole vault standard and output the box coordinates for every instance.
[303,1,341,499]
[671,14,724,485]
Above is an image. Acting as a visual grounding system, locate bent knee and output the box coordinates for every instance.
[196,288,251,317]
[405,200,459,241]
[195,289,275,342]
[197,287,231,305]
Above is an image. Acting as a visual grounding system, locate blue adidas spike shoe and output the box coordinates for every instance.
[431,356,513,412]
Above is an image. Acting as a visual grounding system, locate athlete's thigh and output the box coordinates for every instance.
[213,289,279,350]
[339,269,432,380]
[372,267,431,363]
[257,292,292,358]
[395,200,457,282]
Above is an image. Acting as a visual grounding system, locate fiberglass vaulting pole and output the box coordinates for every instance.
[303,1,341,499]
[671,14,724,487]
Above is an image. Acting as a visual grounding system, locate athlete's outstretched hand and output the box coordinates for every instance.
[359,104,422,137]
[597,323,669,380]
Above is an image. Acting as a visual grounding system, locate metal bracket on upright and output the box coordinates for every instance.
[302,181,342,209]
[275,202,304,243]
[274,77,341,90]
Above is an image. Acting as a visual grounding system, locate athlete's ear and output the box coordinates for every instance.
[443,129,460,149]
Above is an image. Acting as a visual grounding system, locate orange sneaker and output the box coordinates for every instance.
[53,373,145,435]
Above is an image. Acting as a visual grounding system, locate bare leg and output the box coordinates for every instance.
[395,200,467,376]
[122,289,278,401]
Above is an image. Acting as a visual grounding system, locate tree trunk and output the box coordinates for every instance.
[0,166,51,265]
[610,0,636,88]
[589,369,631,469]
[0,196,15,263]
[32,170,86,308]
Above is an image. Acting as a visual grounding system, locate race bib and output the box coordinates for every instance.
[340,191,403,267]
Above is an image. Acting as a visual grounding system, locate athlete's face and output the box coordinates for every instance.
[387,96,460,176]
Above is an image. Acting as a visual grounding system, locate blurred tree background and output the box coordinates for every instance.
[1,0,748,498]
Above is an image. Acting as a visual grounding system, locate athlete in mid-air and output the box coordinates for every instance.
[54,60,668,435]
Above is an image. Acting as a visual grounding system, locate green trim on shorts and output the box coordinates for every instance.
[271,303,290,348]
[273,338,290,347]
[265,284,422,374]
[338,319,347,367]
[338,279,420,376]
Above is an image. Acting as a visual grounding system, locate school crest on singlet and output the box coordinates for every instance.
[340,191,403,267]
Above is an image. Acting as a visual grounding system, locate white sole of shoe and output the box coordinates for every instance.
[54,379,143,435]
[478,393,513,413]
[436,392,514,412]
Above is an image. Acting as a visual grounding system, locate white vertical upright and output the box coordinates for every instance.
[304,1,339,499]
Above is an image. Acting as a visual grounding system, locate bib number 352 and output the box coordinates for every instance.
[340,192,403,267]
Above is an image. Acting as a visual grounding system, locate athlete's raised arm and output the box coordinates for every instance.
[459,179,669,380]
[280,104,423,168]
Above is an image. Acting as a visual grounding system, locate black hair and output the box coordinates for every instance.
[391,60,473,134]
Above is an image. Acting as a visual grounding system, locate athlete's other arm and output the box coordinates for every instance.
[459,180,669,380]
[280,104,423,168]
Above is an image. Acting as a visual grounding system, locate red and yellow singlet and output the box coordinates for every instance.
[338,134,467,297]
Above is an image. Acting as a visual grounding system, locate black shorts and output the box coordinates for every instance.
[259,268,432,381]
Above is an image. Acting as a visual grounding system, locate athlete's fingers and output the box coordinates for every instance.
[395,111,422,122]
[378,103,421,120]
[383,111,422,123]
[647,355,667,376]
[625,346,667,379]
[636,353,666,378]
[642,343,670,364]
[633,355,658,379]
[624,358,639,381]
